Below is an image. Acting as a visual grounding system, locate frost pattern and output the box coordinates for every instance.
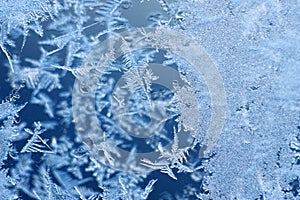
[170,0,300,199]
[0,0,299,199]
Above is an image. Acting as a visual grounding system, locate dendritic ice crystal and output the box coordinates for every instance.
[0,0,299,200]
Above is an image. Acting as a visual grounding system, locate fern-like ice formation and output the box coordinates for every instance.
[0,0,299,199]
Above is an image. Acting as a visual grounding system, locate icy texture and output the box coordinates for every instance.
[0,0,299,199]
[170,0,300,199]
